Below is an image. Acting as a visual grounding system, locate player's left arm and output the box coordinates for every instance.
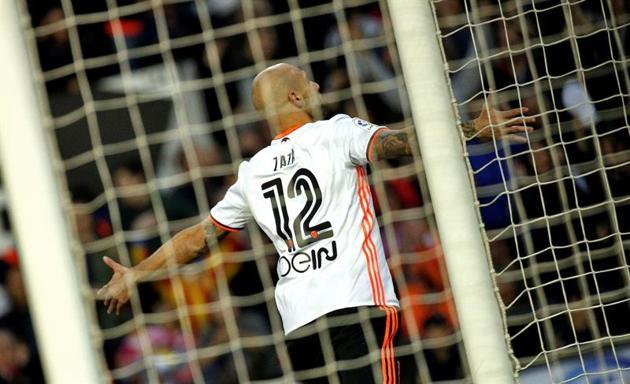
[370,129,413,161]
[370,96,535,161]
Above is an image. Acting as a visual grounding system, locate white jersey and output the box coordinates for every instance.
[210,114,399,334]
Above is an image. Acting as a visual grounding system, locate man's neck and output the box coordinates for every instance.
[273,111,313,137]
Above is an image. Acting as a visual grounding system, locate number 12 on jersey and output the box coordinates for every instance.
[261,168,334,252]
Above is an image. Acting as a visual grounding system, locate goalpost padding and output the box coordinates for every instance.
[0,0,102,382]
[388,1,515,383]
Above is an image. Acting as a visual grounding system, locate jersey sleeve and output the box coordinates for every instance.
[336,115,388,166]
[209,162,252,232]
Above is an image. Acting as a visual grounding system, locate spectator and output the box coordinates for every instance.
[422,314,464,381]
[0,329,31,384]
[112,158,162,316]
[0,257,44,383]
[35,6,76,94]
[113,157,156,232]
[324,9,402,123]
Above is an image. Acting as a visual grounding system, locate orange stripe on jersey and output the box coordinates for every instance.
[357,186,379,303]
[380,307,392,383]
[357,167,395,383]
[357,167,386,304]
[379,307,400,384]
[359,172,381,305]
[356,167,399,383]
[208,215,242,233]
[367,127,389,162]
[356,167,382,305]
[383,307,400,384]
[360,167,386,303]
[388,308,399,384]
[358,167,384,304]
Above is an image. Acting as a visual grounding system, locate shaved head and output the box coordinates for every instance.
[251,63,321,125]
[252,63,303,112]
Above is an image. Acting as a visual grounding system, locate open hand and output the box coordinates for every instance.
[96,256,133,315]
[472,93,536,143]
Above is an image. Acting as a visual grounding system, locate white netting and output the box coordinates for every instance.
[17,0,473,382]
[434,0,630,382]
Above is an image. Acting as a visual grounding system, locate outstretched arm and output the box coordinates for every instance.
[96,219,228,314]
[370,96,535,161]
[463,93,535,143]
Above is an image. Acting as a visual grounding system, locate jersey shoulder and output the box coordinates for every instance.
[234,159,251,179]
[325,113,352,131]
[330,113,351,123]
[291,115,347,151]
[302,114,351,131]
[324,114,380,135]
[299,114,351,141]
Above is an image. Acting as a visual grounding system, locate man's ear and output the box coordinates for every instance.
[288,91,304,108]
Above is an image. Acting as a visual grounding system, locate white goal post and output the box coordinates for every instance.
[0,0,101,382]
[388,1,514,383]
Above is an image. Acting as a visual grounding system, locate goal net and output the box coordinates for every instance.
[434,0,630,382]
[10,0,630,382]
[16,0,469,382]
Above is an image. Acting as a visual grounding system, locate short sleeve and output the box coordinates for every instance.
[336,115,388,166]
[209,162,252,232]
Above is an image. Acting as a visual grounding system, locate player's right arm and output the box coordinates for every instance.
[96,219,228,315]
[98,161,251,315]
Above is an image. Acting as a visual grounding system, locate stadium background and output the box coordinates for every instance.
[0,0,628,382]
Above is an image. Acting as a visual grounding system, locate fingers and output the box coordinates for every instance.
[521,116,537,125]
[486,91,495,109]
[96,281,111,299]
[480,92,537,143]
[501,107,528,117]
[503,125,534,134]
[503,112,536,127]
[506,134,529,144]
[499,126,533,143]
[478,122,533,136]
[477,124,533,142]
[101,292,128,315]
[484,92,536,123]
[493,114,535,129]
[103,256,121,271]
[115,300,124,316]
[107,298,117,314]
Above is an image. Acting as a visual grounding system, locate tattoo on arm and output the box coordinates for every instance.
[371,129,412,161]
[202,220,229,255]
[461,120,476,139]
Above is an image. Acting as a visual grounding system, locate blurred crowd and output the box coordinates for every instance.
[0,0,626,382]
[0,204,45,383]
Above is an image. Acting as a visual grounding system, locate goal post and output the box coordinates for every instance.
[0,0,102,382]
[387,1,514,383]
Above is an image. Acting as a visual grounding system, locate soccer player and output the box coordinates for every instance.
[97,63,534,383]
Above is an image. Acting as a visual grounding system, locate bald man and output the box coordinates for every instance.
[98,63,534,383]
